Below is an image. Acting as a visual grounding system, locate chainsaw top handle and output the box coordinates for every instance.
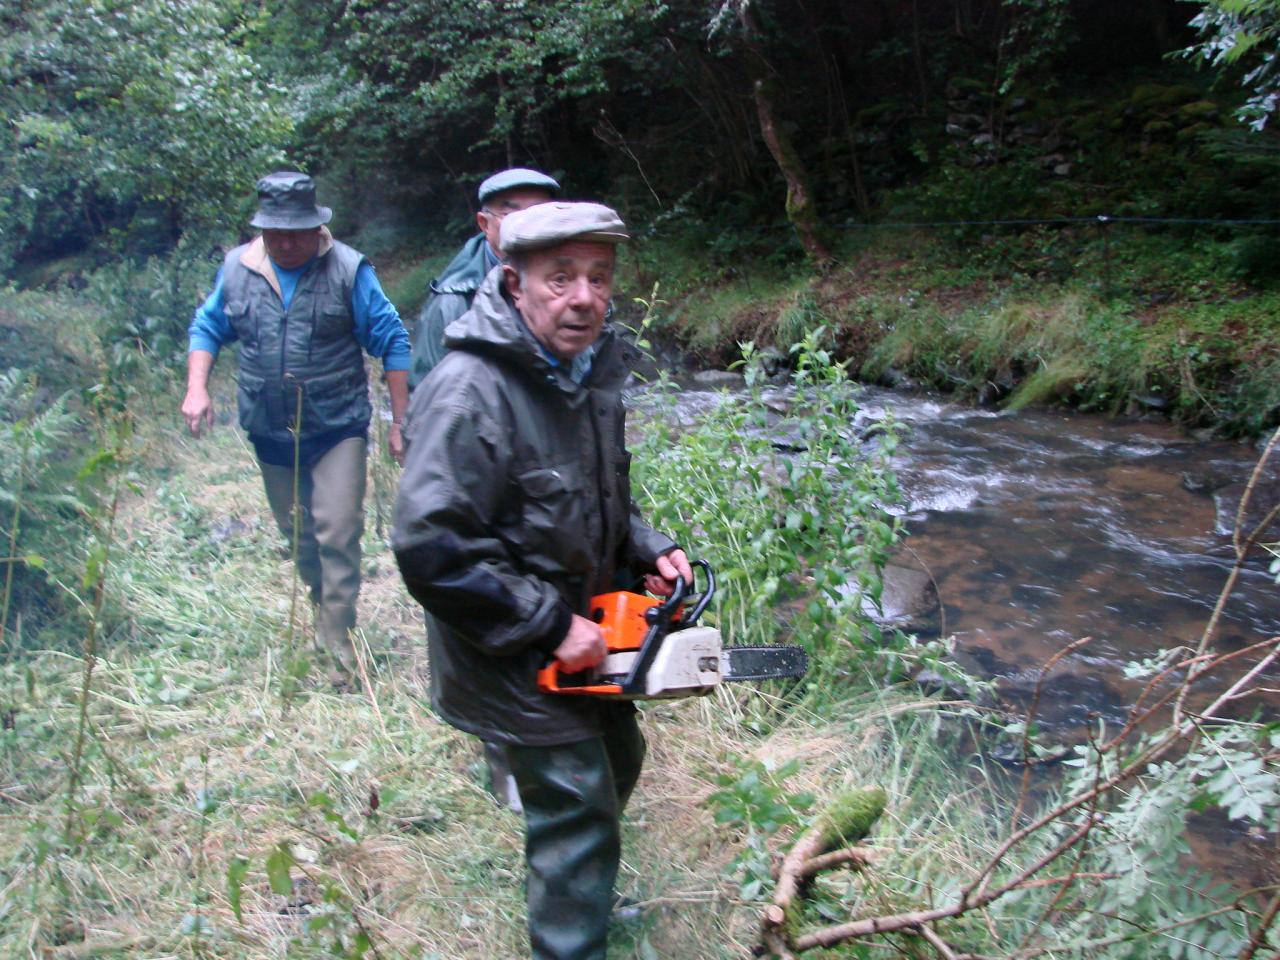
[622,558,715,694]
[681,558,715,627]
[645,557,714,629]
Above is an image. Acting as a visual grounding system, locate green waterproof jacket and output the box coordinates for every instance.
[408,234,493,390]
[392,267,677,746]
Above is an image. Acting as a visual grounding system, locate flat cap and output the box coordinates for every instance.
[499,202,629,254]
[477,168,561,204]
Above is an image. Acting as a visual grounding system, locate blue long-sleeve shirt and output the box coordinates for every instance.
[188,261,411,371]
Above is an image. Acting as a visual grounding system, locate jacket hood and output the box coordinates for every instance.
[443,265,634,391]
[431,234,493,296]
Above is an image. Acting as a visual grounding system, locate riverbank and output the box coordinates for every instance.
[584,225,1280,440]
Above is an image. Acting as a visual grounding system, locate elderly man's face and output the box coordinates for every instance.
[478,188,554,251]
[262,228,322,270]
[504,240,615,362]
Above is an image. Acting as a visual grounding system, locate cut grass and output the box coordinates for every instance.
[0,400,998,959]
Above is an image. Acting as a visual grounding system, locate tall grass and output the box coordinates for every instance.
[0,258,1272,958]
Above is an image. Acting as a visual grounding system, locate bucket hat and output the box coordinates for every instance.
[249,172,333,230]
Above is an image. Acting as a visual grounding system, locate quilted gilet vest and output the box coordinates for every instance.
[221,239,370,442]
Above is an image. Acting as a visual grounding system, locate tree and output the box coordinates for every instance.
[336,0,667,172]
[0,0,291,268]
[1184,0,1280,129]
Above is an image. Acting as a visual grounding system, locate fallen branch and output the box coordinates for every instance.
[761,786,886,948]
[798,845,875,877]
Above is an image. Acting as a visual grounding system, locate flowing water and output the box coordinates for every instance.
[656,378,1279,887]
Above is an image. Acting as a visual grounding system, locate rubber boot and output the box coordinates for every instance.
[483,741,523,813]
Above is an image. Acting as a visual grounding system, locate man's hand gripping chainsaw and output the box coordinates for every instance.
[537,560,808,700]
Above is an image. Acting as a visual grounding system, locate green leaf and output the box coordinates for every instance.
[82,542,108,591]
[226,857,250,923]
[265,843,294,895]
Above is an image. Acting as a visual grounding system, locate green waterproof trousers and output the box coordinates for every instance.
[501,709,646,960]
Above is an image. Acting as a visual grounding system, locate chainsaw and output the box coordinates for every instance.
[537,560,808,700]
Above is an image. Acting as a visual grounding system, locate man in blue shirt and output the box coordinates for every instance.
[182,171,411,689]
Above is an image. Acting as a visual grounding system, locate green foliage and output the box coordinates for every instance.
[1040,720,1269,957]
[0,0,290,269]
[707,756,813,900]
[997,0,1076,95]
[632,329,928,687]
[84,247,218,387]
[338,0,665,153]
[1184,0,1280,130]
[0,369,82,652]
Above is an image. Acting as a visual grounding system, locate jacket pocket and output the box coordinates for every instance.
[300,366,370,435]
[313,305,353,342]
[235,369,274,436]
[224,299,255,343]
[513,464,590,575]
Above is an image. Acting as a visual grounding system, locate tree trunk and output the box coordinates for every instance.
[753,78,831,264]
[733,0,831,265]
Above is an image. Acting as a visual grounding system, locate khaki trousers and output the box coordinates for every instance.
[258,436,367,672]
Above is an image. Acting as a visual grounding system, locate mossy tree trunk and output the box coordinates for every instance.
[734,0,833,266]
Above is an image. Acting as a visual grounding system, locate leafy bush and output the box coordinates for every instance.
[83,249,218,390]
[631,329,947,690]
[0,369,82,652]
[0,0,289,270]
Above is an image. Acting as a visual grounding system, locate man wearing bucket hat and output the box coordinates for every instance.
[408,167,559,388]
[393,202,692,959]
[182,171,411,689]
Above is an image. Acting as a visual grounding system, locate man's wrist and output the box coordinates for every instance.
[540,600,575,654]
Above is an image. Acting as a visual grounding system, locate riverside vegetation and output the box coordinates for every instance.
[0,260,1277,957]
[3,1,1279,953]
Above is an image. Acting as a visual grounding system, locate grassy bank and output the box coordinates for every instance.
[622,225,1280,439]
[1,255,1275,957]
[0,310,978,957]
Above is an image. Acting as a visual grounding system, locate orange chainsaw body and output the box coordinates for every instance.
[536,589,668,696]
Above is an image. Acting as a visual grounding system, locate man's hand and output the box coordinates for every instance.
[183,349,216,437]
[552,613,607,673]
[181,387,214,437]
[388,422,406,465]
[644,548,694,598]
[385,369,409,467]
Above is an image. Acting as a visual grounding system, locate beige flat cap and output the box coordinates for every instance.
[499,201,629,254]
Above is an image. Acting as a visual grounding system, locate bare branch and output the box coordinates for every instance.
[966,641,1280,908]
[1233,426,1279,558]
[798,846,875,877]
[1010,636,1093,832]
[1239,887,1280,960]
[918,922,960,960]
[1179,426,1280,723]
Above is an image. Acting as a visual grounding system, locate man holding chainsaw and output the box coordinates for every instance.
[392,201,691,959]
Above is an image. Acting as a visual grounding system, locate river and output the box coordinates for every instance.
[653,376,1279,889]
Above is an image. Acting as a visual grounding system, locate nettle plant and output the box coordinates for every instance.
[0,369,80,653]
[630,327,937,684]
